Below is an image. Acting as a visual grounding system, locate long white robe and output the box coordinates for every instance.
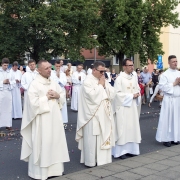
[112,72,141,158]
[10,69,22,119]
[0,68,15,127]
[20,74,70,180]
[156,68,180,142]
[50,70,68,123]
[76,74,115,167]
[21,70,38,105]
[71,71,86,111]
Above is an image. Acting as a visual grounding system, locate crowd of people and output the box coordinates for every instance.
[0,55,180,180]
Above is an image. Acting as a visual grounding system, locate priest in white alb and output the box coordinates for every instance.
[21,59,38,105]
[112,58,141,159]
[10,61,22,119]
[0,58,15,130]
[51,60,68,123]
[76,61,115,167]
[71,64,86,111]
[20,60,70,180]
[156,55,180,147]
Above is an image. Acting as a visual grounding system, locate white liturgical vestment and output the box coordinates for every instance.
[21,70,38,105]
[156,68,180,142]
[76,74,115,167]
[10,69,22,119]
[51,70,68,123]
[0,68,15,127]
[20,75,69,180]
[112,72,141,157]
[71,71,86,111]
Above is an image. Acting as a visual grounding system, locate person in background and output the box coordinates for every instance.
[110,68,117,86]
[80,64,86,74]
[152,69,159,93]
[66,63,73,76]
[141,67,152,104]
[65,69,72,101]
[87,64,94,75]
[106,68,111,83]
[136,68,145,102]
[19,66,25,75]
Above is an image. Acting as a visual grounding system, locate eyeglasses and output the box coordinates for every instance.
[95,68,106,74]
[125,65,134,67]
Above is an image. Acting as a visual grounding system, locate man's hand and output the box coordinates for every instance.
[47,89,60,100]
[99,75,105,87]
[133,93,140,99]
[3,79,10,84]
[173,77,180,86]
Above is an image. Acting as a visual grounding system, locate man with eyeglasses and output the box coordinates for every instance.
[76,61,115,167]
[112,58,141,159]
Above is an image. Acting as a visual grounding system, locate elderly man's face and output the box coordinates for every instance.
[38,62,51,78]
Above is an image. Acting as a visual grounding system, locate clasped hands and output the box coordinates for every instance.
[46,89,60,100]
[133,93,140,99]
[3,79,10,84]
[173,77,180,86]
[98,75,106,88]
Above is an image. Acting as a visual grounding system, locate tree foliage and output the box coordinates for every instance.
[0,0,99,63]
[96,0,180,68]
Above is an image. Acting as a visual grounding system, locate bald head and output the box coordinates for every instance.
[37,60,51,78]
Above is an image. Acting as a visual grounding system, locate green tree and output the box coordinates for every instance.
[96,0,180,69]
[140,0,180,65]
[0,0,99,63]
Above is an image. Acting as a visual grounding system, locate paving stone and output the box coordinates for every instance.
[86,168,115,178]
[116,160,144,168]
[129,167,158,176]
[157,159,180,167]
[169,165,180,172]
[140,175,173,180]
[144,163,169,171]
[66,173,98,180]
[130,156,158,164]
[102,164,130,173]
[168,146,180,153]
[113,171,143,180]
[142,153,167,160]
[98,176,122,180]
[54,177,70,180]
[155,169,180,179]
[157,149,179,157]
[168,156,180,162]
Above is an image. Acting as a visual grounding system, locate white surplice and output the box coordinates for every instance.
[50,70,68,123]
[10,69,22,119]
[0,68,15,127]
[71,71,86,111]
[20,74,70,180]
[21,70,38,105]
[112,72,141,158]
[156,68,180,142]
[76,74,116,167]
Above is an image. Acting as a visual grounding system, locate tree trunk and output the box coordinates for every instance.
[117,52,124,72]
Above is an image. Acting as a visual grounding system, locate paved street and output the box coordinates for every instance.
[0,102,171,180]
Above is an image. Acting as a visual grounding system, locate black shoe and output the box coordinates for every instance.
[120,155,127,159]
[126,153,137,157]
[163,142,171,147]
[171,141,180,145]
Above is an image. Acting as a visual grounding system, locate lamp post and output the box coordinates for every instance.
[92,34,98,62]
